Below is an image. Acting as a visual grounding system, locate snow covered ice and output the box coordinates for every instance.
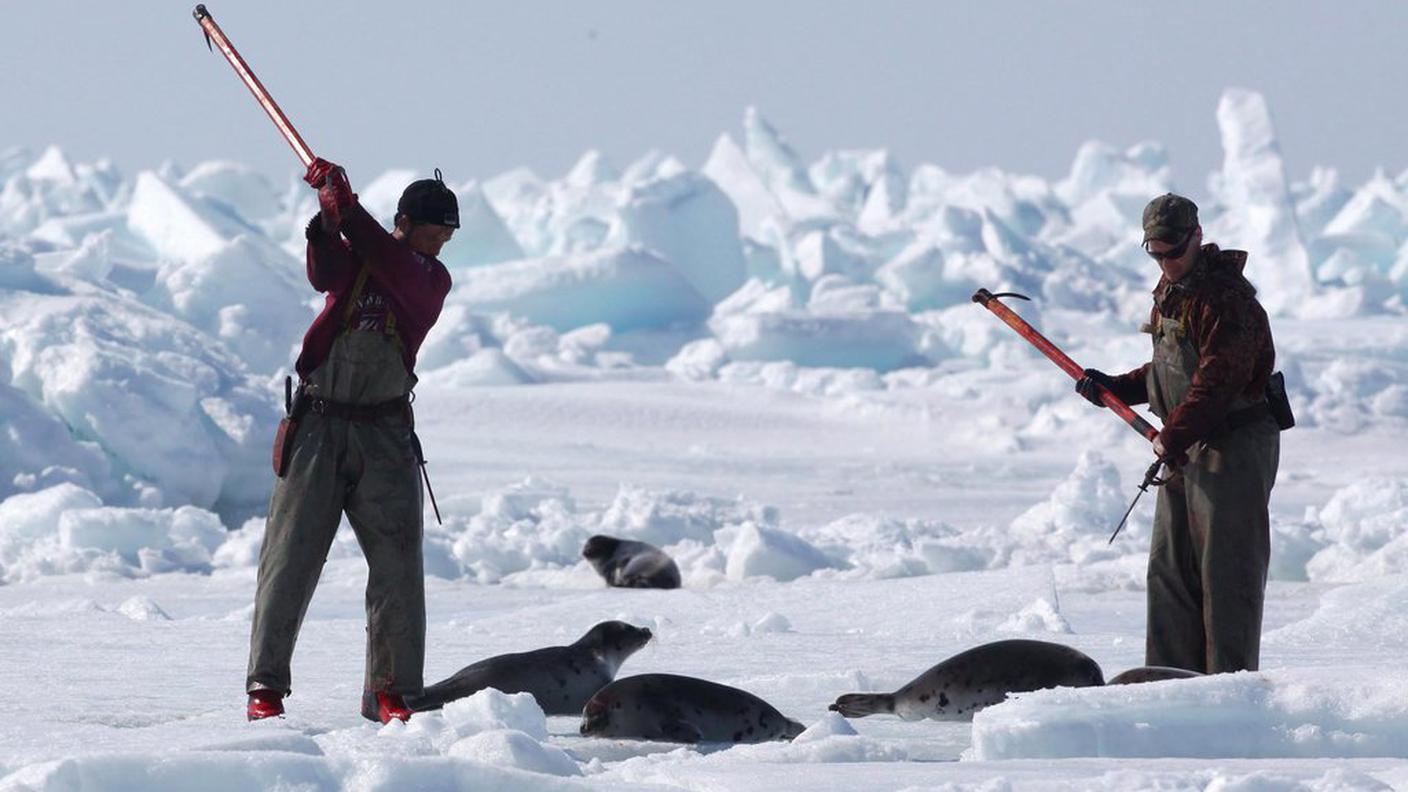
[3,89,1408,790]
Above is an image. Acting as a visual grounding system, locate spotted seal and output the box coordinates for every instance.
[829,638,1104,720]
[582,534,681,589]
[409,621,652,715]
[580,673,805,743]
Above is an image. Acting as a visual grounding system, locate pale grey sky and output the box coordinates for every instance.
[4,1,1405,194]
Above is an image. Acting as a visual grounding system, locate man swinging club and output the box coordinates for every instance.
[1076,193,1282,674]
[188,4,457,724]
[245,160,457,722]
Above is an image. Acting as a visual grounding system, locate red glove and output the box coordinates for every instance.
[304,158,355,232]
[303,157,336,188]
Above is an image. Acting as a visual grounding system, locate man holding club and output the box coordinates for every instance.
[245,161,457,723]
[1076,193,1281,675]
[191,4,458,724]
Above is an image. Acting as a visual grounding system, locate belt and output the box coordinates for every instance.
[301,393,409,423]
[1223,401,1271,432]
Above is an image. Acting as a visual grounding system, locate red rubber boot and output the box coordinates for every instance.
[247,690,285,721]
[361,689,413,724]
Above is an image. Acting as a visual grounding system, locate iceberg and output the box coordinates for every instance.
[616,171,747,302]
[144,235,307,373]
[564,149,619,188]
[810,148,909,231]
[440,181,524,269]
[0,287,274,512]
[356,167,420,223]
[702,131,787,240]
[449,246,711,332]
[710,308,927,372]
[0,381,110,502]
[178,161,281,226]
[2,93,1405,566]
[702,108,837,235]
[1208,88,1317,315]
[125,171,246,264]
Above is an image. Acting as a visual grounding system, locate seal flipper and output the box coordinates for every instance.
[404,691,440,712]
[409,671,484,712]
[661,719,702,743]
[829,693,896,718]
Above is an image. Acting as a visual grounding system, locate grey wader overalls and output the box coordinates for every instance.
[1144,306,1280,673]
[247,280,426,702]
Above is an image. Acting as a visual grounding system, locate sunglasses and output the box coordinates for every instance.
[1145,229,1195,262]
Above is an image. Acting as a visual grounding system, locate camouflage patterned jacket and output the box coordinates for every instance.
[1107,244,1276,458]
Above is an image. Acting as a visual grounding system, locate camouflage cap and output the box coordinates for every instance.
[1142,193,1199,244]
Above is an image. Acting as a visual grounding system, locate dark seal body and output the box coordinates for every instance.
[582,534,681,589]
[1107,666,1204,685]
[580,673,805,743]
[409,621,652,715]
[830,639,1104,721]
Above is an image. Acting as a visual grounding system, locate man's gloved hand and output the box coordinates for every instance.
[304,158,355,233]
[1152,435,1189,470]
[303,158,336,189]
[1075,368,1116,407]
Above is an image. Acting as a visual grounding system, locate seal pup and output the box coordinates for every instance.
[409,621,653,715]
[1107,666,1204,685]
[830,639,1104,721]
[581,534,681,590]
[579,673,805,743]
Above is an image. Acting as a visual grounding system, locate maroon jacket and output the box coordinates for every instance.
[294,202,453,379]
[1107,245,1276,459]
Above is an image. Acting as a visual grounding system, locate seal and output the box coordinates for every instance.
[409,621,653,715]
[579,673,806,743]
[1106,665,1204,685]
[581,534,682,589]
[829,639,1104,720]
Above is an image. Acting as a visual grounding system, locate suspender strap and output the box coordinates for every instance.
[341,264,373,329]
[339,262,401,343]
